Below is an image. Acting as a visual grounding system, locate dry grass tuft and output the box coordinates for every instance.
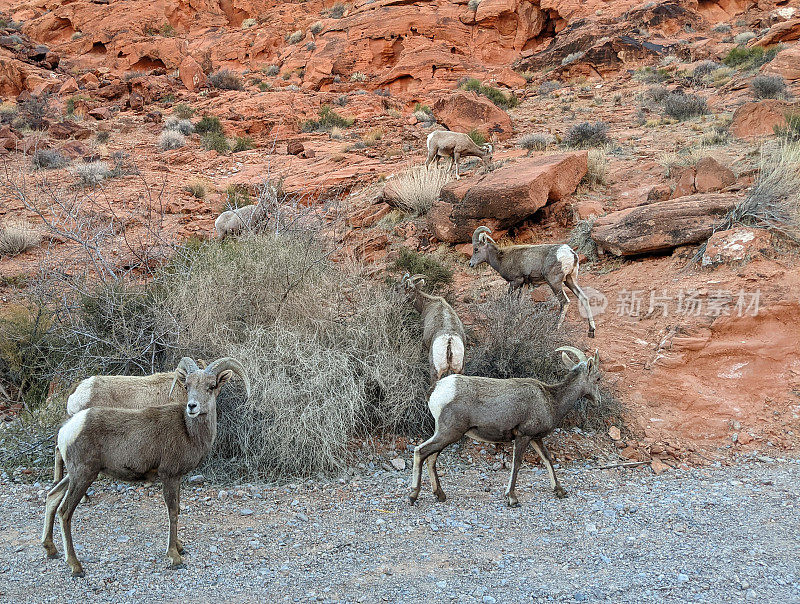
[0,220,41,257]
[387,165,452,215]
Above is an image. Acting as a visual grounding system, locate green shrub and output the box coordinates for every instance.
[723,44,780,69]
[202,131,230,153]
[467,129,486,146]
[223,184,251,209]
[393,248,453,289]
[300,105,354,132]
[774,113,800,141]
[634,66,670,83]
[173,103,195,119]
[194,114,223,134]
[209,69,244,91]
[459,78,519,109]
[518,133,552,152]
[564,121,609,148]
[232,136,255,152]
[184,181,206,199]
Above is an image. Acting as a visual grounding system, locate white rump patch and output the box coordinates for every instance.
[428,375,458,422]
[66,376,95,417]
[431,334,450,375]
[449,336,465,373]
[556,245,575,275]
[57,409,89,456]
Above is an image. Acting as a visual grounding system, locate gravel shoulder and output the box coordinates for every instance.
[1,457,798,603]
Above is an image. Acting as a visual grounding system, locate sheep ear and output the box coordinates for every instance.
[215,369,234,388]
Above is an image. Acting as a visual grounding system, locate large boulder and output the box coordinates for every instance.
[432,91,513,141]
[730,100,800,138]
[701,227,772,267]
[591,193,738,256]
[429,152,587,243]
[179,55,207,92]
[762,44,800,95]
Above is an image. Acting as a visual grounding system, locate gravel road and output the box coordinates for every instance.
[1,455,798,603]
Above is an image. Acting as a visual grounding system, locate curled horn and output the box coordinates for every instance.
[170,357,200,398]
[483,143,493,154]
[472,226,492,246]
[554,346,588,369]
[408,274,427,288]
[204,357,251,398]
[400,272,411,285]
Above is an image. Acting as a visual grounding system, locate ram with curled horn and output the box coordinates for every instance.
[408,346,601,507]
[398,272,466,387]
[43,356,250,576]
[469,225,597,337]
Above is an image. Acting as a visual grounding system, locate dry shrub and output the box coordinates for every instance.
[73,161,110,187]
[387,165,451,215]
[208,68,244,91]
[0,220,41,257]
[583,147,607,187]
[721,142,800,240]
[750,74,787,100]
[162,234,429,479]
[159,130,185,150]
[164,116,194,135]
[564,121,609,148]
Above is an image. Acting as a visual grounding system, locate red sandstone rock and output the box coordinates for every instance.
[730,100,800,138]
[694,157,735,194]
[432,91,513,141]
[179,55,207,92]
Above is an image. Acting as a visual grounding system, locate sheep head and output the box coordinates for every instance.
[555,347,601,403]
[171,356,250,418]
[469,226,496,268]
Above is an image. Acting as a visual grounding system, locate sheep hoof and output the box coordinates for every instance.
[554,487,568,499]
[588,328,595,338]
[408,495,417,506]
[507,501,521,509]
[170,562,186,571]
[70,569,85,578]
[434,490,446,503]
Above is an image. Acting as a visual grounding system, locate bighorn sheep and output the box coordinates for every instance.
[65,359,209,417]
[425,130,493,179]
[42,357,249,577]
[469,226,596,337]
[399,273,466,384]
[214,202,267,239]
[409,347,600,507]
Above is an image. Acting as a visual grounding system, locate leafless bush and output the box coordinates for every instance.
[159,130,186,150]
[518,133,552,152]
[32,149,68,170]
[751,75,787,100]
[163,234,429,479]
[209,69,244,91]
[73,161,110,187]
[386,165,451,215]
[0,219,41,256]
[164,116,194,135]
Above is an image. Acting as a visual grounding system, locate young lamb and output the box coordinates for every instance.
[425,130,493,179]
[469,226,596,337]
[409,347,600,507]
[42,357,249,577]
[399,273,466,385]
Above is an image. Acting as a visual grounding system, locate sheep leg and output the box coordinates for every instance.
[42,475,69,558]
[507,279,525,297]
[425,148,436,169]
[162,477,184,568]
[565,274,596,338]
[531,438,567,499]
[57,474,95,577]
[409,432,460,505]
[426,452,446,502]
[546,279,570,328]
[505,436,531,507]
[452,150,461,179]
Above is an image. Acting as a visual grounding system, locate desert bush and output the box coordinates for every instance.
[645,85,669,103]
[194,114,223,135]
[750,74,787,99]
[31,149,68,170]
[223,184,252,209]
[163,234,429,479]
[286,30,304,44]
[734,31,756,45]
[301,105,354,132]
[362,128,383,146]
[209,69,244,91]
[232,136,255,152]
[720,142,800,240]
[350,72,366,82]
[264,64,280,76]
[327,2,347,18]
[519,133,552,152]
[200,132,228,153]
[393,247,453,289]
[634,66,670,83]
[0,221,41,257]
[184,181,207,199]
[159,130,186,150]
[73,161,110,187]
[568,217,598,262]
[241,18,257,29]
[164,116,194,135]
[723,44,780,69]
[690,60,721,85]
[459,78,519,109]
[711,23,731,33]
[108,151,138,178]
[662,91,708,120]
[0,101,18,123]
[774,113,800,141]
[19,95,51,130]
[582,148,607,187]
[564,121,609,148]
[310,21,323,35]
[173,103,195,119]
[702,119,732,145]
[96,130,110,144]
[467,129,486,146]
[386,165,452,215]
[0,304,55,411]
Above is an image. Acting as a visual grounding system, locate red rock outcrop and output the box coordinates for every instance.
[432,91,513,141]
[591,193,738,256]
[429,152,587,243]
[730,99,800,138]
[701,227,773,267]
